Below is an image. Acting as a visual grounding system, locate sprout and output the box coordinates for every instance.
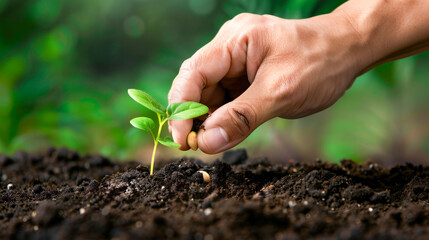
[128,89,208,175]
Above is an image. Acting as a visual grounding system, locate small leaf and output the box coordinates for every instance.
[128,89,166,115]
[167,102,209,120]
[130,117,155,132]
[158,136,181,148]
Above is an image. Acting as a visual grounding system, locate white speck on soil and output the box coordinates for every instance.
[79,208,86,215]
[101,208,109,216]
[303,200,309,205]
[31,211,37,217]
[204,208,212,216]
[161,186,165,191]
[135,221,142,228]
[288,200,296,207]
[1,174,7,181]
[33,225,39,231]
[7,183,13,190]
[369,207,374,212]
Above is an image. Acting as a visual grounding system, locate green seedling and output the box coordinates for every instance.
[128,89,209,175]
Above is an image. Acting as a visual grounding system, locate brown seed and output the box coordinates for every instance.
[198,170,210,182]
[187,131,198,151]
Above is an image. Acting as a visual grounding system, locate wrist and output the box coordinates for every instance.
[333,0,429,75]
[299,12,370,80]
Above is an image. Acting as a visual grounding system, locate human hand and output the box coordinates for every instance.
[168,12,369,154]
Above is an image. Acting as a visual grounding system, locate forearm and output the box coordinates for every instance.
[334,0,429,75]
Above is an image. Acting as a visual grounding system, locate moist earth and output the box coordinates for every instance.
[1,148,429,240]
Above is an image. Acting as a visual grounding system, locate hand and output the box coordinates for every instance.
[167,12,369,154]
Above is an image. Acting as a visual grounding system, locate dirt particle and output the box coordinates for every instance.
[0,155,14,167]
[34,201,61,227]
[221,149,247,165]
[33,184,43,194]
[87,180,100,192]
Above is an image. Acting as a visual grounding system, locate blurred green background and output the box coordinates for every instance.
[1,0,428,165]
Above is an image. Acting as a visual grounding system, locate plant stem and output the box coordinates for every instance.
[150,139,158,175]
[149,113,168,175]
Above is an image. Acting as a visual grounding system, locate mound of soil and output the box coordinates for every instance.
[1,147,429,239]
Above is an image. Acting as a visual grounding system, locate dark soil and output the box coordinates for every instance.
[1,147,429,240]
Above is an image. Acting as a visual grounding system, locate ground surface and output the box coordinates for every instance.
[1,148,429,240]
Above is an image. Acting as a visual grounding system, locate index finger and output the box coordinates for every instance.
[168,41,232,150]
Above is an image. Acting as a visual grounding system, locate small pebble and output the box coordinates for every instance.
[33,225,39,231]
[7,183,14,190]
[369,207,373,212]
[79,208,86,215]
[288,200,296,207]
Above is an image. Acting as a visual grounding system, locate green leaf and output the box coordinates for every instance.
[158,136,180,148]
[128,89,166,115]
[130,117,155,132]
[167,102,209,120]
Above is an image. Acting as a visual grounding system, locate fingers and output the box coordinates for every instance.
[168,13,266,151]
[197,84,274,154]
[168,41,232,150]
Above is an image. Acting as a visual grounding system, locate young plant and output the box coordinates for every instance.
[128,89,208,175]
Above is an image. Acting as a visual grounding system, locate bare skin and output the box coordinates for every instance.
[168,0,429,154]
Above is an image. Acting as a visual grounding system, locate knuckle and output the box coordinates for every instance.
[180,58,192,70]
[233,13,254,22]
[168,87,182,103]
[220,19,232,31]
[226,103,257,137]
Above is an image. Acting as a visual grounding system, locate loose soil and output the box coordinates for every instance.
[1,147,429,240]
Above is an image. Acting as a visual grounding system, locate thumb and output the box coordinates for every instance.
[197,88,273,154]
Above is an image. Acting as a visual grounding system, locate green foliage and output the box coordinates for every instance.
[128,89,208,174]
[128,89,166,115]
[167,102,209,120]
[130,117,155,132]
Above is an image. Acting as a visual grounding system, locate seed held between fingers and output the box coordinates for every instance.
[187,131,198,151]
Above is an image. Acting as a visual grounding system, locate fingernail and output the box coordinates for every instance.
[203,127,229,151]
[172,128,177,143]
